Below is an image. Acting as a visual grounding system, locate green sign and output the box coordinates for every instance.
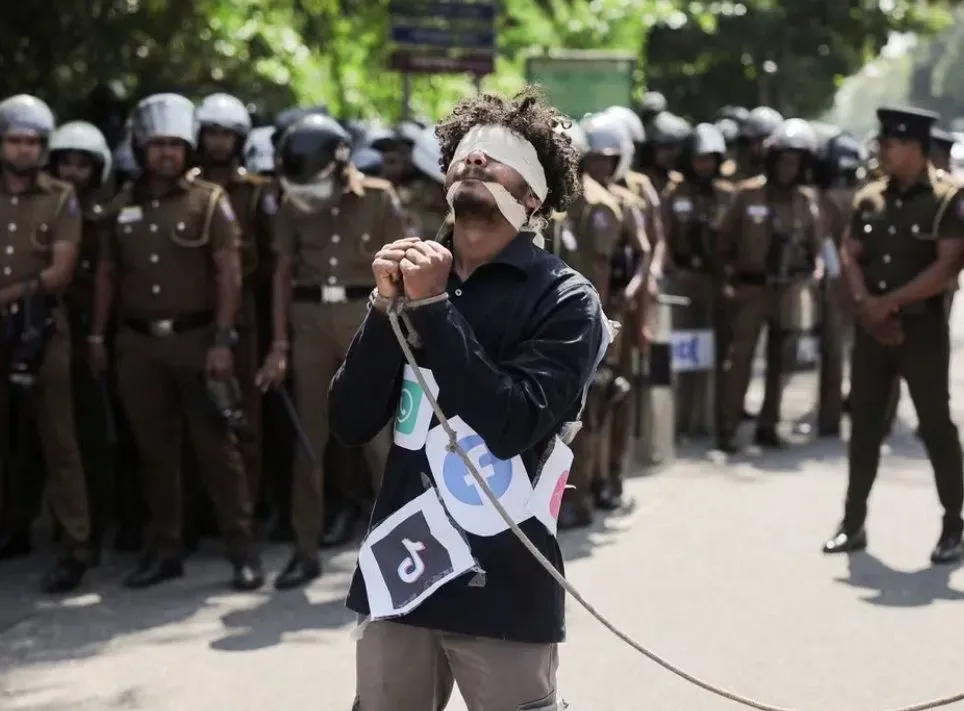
[525,53,636,120]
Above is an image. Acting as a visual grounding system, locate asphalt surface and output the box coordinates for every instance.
[1,314,964,711]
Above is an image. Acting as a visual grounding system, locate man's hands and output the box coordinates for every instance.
[205,345,233,379]
[373,238,453,302]
[859,295,903,345]
[255,345,287,392]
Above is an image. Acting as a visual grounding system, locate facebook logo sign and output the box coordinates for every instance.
[670,329,715,373]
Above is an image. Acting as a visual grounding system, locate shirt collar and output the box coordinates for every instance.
[131,174,192,202]
[439,227,540,274]
[344,165,365,197]
[885,165,939,196]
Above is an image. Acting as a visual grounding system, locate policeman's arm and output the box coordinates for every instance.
[641,181,665,278]
[209,194,243,330]
[839,226,871,304]
[404,275,605,461]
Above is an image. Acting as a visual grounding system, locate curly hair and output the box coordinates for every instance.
[434,85,582,220]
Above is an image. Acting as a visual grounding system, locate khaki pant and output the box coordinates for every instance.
[568,386,609,517]
[3,310,90,557]
[355,621,562,711]
[290,301,389,557]
[116,327,254,560]
[605,301,634,482]
[719,284,784,436]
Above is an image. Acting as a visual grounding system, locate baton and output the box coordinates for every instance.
[98,376,118,446]
[277,387,318,467]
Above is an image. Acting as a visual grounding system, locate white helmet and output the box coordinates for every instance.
[558,120,589,156]
[603,105,646,144]
[196,92,252,137]
[412,126,444,184]
[49,121,112,185]
[244,125,276,174]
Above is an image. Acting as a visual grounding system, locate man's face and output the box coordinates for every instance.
[878,136,919,176]
[775,150,802,186]
[53,150,97,190]
[200,125,238,165]
[444,146,536,219]
[1,130,43,172]
[691,154,717,180]
[654,145,679,169]
[582,154,618,186]
[145,137,187,178]
[380,148,409,185]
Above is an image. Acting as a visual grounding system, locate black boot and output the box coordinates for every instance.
[320,505,362,548]
[822,525,867,554]
[40,557,87,594]
[930,529,963,565]
[274,553,322,590]
[124,555,184,589]
[232,556,265,591]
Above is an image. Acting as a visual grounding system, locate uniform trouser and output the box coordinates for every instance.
[3,311,91,558]
[568,386,609,516]
[290,300,390,557]
[115,327,255,561]
[356,621,560,711]
[719,284,784,436]
[817,280,851,432]
[846,308,964,534]
[606,301,634,482]
[672,271,718,436]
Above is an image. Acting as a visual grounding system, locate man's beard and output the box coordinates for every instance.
[451,183,495,219]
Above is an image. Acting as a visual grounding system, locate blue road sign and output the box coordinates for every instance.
[391,25,495,51]
[389,1,496,22]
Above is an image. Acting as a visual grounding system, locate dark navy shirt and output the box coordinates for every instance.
[330,231,605,644]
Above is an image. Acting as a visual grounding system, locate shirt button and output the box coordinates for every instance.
[895,199,902,207]
[328,275,337,285]
[911,224,919,234]
[454,288,463,297]
[9,197,16,206]
[2,267,10,276]
[5,246,13,255]
[123,226,132,234]
[149,224,158,232]
[149,254,159,263]
[176,221,185,231]
[361,233,370,243]
[331,207,339,216]
[81,260,90,270]
[888,226,896,235]
[329,256,338,266]
[863,224,871,234]
[883,254,891,263]
[331,234,341,244]
[151,284,160,295]
[7,223,15,232]
[878,280,887,289]
[151,200,159,209]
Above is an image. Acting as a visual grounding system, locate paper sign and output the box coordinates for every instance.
[670,329,715,373]
[527,436,574,535]
[358,489,475,620]
[425,416,534,537]
[393,365,440,451]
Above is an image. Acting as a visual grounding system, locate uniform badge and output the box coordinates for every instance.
[218,197,236,222]
[261,191,278,216]
[590,208,611,232]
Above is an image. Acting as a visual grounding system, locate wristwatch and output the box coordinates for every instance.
[214,327,239,349]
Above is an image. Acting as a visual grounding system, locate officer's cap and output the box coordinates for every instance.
[931,126,956,153]
[876,106,939,142]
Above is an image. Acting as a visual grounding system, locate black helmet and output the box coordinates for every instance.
[639,91,667,121]
[691,123,726,156]
[366,126,405,152]
[352,147,383,177]
[766,118,817,154]
[825,132,864,171]
[273,106,326,148]
[278,114,351,182]
[648,112,692,145]
[739,106,784,142]
[340,119,369,150]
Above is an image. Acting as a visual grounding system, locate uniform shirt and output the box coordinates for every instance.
[100,175,241,320]
[0,172,80,289]
[398,176,449,240]
[851,166,964,301]
[717,175,822,278]
[552,174,622,287]
[271,167,405,287]
[67,192,111,310]
[662,178,734,272]
[622,170,666,249]
[331,232,606,644]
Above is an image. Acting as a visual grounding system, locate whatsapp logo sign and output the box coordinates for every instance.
[395,379,423,436]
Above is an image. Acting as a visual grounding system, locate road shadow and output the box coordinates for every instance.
[835,551,964,607]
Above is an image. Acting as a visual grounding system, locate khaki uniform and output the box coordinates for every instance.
[844,168,964,532]
[398,177,449,240]
[641,168,683,200]
[552,175,622,519]
[0,174,90,559]
[717,176,823,438]
[271,167,404,557]
[100,175,255,561]
[662,178,735,435]
[817,187,856,433]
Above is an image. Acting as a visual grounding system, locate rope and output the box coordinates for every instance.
[383,296,964,711]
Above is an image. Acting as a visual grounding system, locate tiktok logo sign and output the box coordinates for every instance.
[425,416,534,538]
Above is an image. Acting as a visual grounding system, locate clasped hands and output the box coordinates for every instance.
[373,237,453,300]
[858,294,903,345]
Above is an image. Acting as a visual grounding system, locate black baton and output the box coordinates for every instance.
[277,387,318,467]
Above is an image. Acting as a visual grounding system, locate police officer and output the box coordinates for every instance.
[581,112,650,510]
[48,120,126,559]
[194,92,273,515]
[931,127,957,175]
[717,118,823,452]
[824,106,964,564]
[662,123,735,436]
[811,127,865,437]
[0,95,91,592]
[352,147,384,177]
[638,91,668,124]
[551,121,624,529]
[734,107,784,182]
[638,112,691,197]
[401,126,448,239]
[89,93,263,591]
[255,114,404,588]
[366,126,413,187]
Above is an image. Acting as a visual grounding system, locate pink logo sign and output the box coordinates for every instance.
[549,470,569,519]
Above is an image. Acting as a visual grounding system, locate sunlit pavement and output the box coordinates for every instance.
[2,310,963,711]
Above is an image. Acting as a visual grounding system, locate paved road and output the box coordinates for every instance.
[2,315,964,711]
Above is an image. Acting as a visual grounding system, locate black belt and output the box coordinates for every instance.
[124,311,213,337]
[735,273,768,286]
[292,284,373,304]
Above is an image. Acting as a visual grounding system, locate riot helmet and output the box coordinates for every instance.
[580,112,633,183]
[246,102,268,128]
[341,119,369,150]
[718,106,750,125]
[739,106,784,142]
[603,106,646,145]
[691,123,726,157]
[0,95,56,174]
[48,121,112,187]
[277,113,351,184]
[715,117,740,147]
[366,126,406,152]
[411,126,444,184]
[682,123,726,181]
[197,93,252,137]
[130,93,197,151]
[814,130,865,188]
[639,91,667,121]
[352,147,384,177]
[273,107,309,149]
[648,112,692,146]
[764,117,816,185]
[243,126,276,175]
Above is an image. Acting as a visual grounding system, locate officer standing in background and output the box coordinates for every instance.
[734,107,784,181]
[825,107,964,564]
[194,92,273,513]
[552,121,625,529]
[366,127,413,187]
[638,111,691,197]
[89,93,263,591]
[47,120,121,560]
[662,123,735,435]
[255,114,404,588]
[401,126,449,239]
[0,95,91,592]
[716,118,823,452]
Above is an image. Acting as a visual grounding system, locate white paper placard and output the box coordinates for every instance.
[527,436,573,535]
[671,329,715,373]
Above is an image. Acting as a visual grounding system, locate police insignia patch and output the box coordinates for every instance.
[591,209,611,231]
[219,198,236,222]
